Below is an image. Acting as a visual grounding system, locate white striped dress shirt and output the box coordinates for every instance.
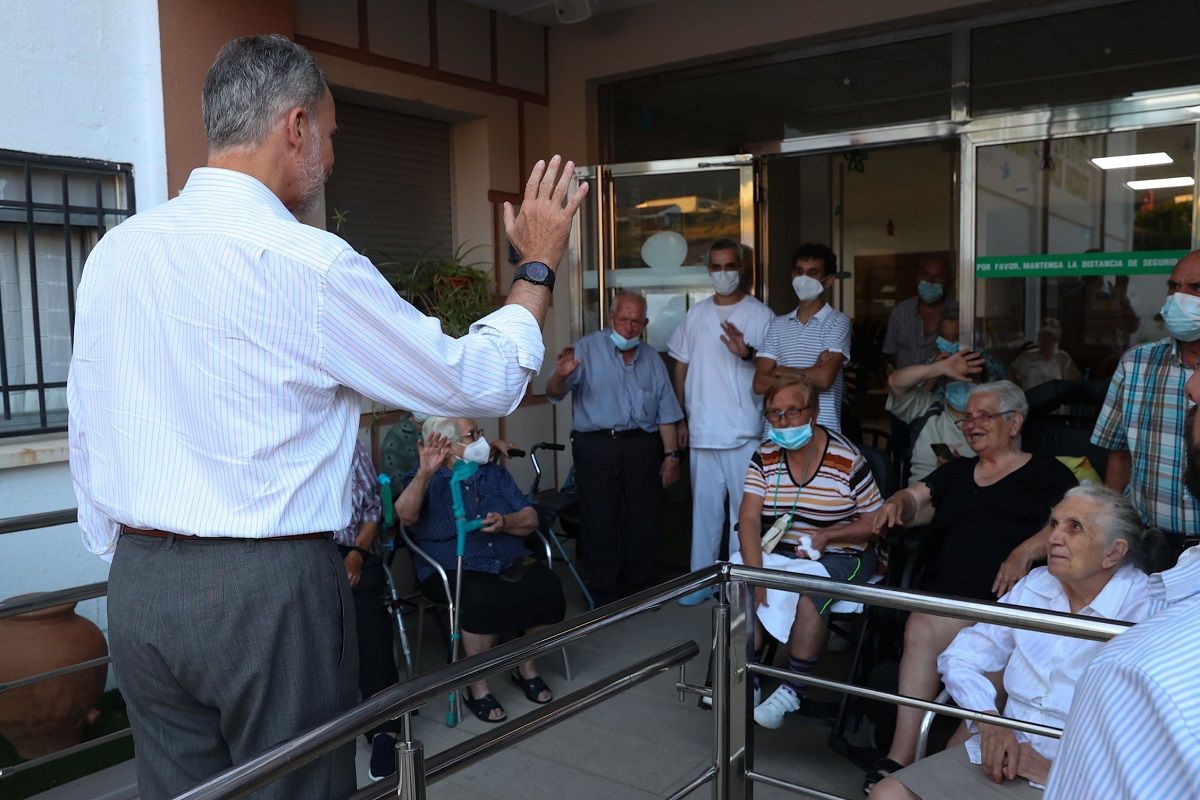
[937,565,1150,775]
[1046,547,1200,799]
[68,168,542,557]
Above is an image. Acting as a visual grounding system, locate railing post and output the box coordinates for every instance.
[712,587,729,800]
[729,576,753,800]
[395,713,426,800]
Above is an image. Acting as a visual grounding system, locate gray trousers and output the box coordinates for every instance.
[108,533,358,800]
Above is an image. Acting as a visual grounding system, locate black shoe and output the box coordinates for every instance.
[368,734,397,781]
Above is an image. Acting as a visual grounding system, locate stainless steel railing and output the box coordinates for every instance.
[0,508,127,781]
[173,562,1131,800]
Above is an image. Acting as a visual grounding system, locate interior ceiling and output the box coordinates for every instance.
[463,0,659,25]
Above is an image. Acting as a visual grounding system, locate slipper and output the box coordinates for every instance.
[509,669,553,704]
[462,690,506,723]
[863,757,905,796]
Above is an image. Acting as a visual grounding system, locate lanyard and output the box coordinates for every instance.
[771,443,815,520]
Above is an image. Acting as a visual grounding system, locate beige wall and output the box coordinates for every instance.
[158,0,295,196]
[546,0,999,162]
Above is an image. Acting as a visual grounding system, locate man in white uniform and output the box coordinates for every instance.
[669,238,775,605]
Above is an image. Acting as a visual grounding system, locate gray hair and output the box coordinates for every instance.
[202,35,327,152]
[609,290,647,317]
[969,380,1028,418]
[421,415,459,443]
[706,237,746,269]
[1060,484,1167,573]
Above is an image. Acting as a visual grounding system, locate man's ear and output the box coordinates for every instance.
[822,273,837,289]
[284,106,307,150]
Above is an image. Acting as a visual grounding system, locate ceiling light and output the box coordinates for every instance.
[1126,177,1195,190]
[1091,152,1173,170]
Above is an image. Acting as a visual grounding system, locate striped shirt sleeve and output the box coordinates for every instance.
[320,249,542,419]
[1091,357,1129,451]
[743,449,768,497]
[848,451,883,513]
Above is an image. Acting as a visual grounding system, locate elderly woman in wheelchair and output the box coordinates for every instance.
[871,485,1159,799]
[731,375,884,728]
[395,415,566,724]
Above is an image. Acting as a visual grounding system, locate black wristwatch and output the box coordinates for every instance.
[513,261,555,292]
[665,449,684,459]
[741,344,757,362]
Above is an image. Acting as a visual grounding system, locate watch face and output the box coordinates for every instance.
[525,262,550,281]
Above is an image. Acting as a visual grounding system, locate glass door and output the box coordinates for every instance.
[965,122,1199,391]
[574,156,755,351]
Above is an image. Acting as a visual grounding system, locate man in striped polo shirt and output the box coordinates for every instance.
[754,243,851,433]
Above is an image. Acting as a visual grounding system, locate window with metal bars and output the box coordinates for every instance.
[0,150,134,438]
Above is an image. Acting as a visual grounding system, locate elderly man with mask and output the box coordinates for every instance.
[67,35,585,800]
[548,290,684,605]
[1091,250,1200,556]
[668,238,775,606]
[883,254,958,370]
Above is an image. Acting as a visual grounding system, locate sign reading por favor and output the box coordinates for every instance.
[975,250,1188,278]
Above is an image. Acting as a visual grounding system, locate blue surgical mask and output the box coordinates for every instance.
[935,336,959,354]
[945,381,971,412]
[1161,293,1200,343]
[610,329,640,351]
[917,281,944,303]
[768,422,813,450]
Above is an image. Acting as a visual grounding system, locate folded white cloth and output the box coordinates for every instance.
[730,550,831,643]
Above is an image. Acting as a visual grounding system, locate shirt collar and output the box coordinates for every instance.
[1151,544,1200,604]
[181,167,297,222]
[1023,563,1141,618]
[790,303,832,324]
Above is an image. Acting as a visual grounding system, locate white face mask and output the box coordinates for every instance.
[709,270,740,296]
[462,436,491,465]
[792,274,825,302]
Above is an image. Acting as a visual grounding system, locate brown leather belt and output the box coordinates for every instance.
[120,525,331,542]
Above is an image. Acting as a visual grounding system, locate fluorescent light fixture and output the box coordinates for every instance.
[1126,177,1195,190]
[1126,89,1200,106]
[1091,152,1173,170]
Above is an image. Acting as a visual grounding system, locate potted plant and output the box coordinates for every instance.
[375,242,495,338]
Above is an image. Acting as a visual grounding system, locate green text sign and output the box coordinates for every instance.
[975,250,1188,278]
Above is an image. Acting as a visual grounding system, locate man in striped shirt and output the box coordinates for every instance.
[68,36,585,800]
[1045,371,1200,799]
[754,243,851,433]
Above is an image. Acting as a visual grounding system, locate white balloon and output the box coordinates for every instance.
[640,231,688,270]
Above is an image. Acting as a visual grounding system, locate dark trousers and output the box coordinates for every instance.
[338,546,400,737]
[109,534,357,800]
[571,430,663,604]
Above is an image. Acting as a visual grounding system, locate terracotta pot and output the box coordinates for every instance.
[0,599,108,759]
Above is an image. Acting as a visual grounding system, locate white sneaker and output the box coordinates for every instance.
[700,685,761,709]
[753,685,799,729]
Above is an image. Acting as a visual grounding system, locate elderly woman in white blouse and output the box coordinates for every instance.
[871,485,1161,799]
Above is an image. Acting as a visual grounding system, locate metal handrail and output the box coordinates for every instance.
[0,581,109,620]
[0,507,76,535]
[149,561,1137,800]
[344,640,699,800]
[171,567,721,800]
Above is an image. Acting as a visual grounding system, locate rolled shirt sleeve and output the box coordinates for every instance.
[321,249,542,419]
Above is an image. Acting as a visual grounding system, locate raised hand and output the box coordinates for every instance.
[503,155,589,272]
[554,346,581,378]
[417,432,451,476]
[939,349,985,382]
[719,321,748,357]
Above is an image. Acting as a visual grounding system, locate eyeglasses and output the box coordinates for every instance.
[953,410,1016,429]
[765,405,813,424]
[458,427,485,443]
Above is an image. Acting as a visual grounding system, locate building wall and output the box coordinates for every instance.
[0,0,169,647]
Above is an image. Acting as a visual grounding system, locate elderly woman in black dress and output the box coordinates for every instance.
[863,381,1077,794]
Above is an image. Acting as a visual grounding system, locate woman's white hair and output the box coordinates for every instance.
[421,415,459,442]
[969,380,1029,418]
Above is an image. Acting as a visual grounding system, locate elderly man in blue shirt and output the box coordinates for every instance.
[548,290,684,605]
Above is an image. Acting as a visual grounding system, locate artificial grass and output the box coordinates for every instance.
[0,689,134,799]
